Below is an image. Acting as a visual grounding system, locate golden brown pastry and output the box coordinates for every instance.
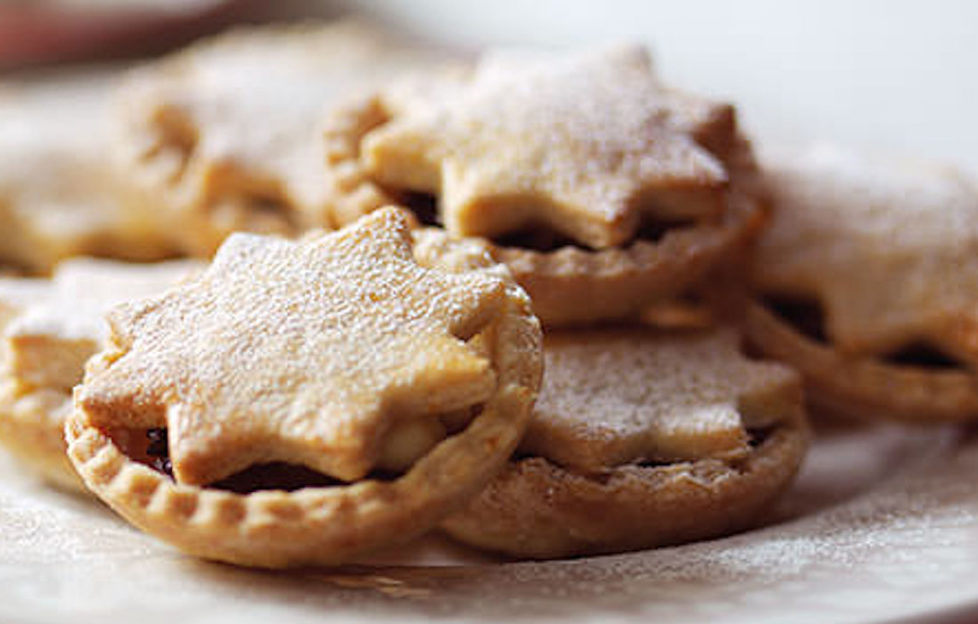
[323,44,765,326]
[442,328,809,558]
[66,208,543,568]
[0,72,179,273]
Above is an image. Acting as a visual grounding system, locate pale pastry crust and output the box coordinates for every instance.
[749,145,978,421]
[115,20,462,256]
[0,382,78,491]
[0,260,203,491]
[441,327,809,558]
[0,71,179,274]
[66,209,543,568]
[322,46,764,326]
[359,45,728,248]
[74,210,515,486]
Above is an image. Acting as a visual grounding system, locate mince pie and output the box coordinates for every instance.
[323,44,765,326]
[66,208,542,568]
[442,327,808,558]
[747,145,978,422]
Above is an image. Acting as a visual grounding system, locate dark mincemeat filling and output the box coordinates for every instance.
[746,425,775,448]
[763,294,828,343]
[883,342,962,371]
[494,216,699,253]
[634,427,776,468]
[143,428,359,494]
[145,428,172,476]
[517,426,778,476]
[634,216,698,245]
[137,404,483,494]
[494,228,580,253]
[212,463,344,494]
[395,189,698,252]
[395,191,440,227]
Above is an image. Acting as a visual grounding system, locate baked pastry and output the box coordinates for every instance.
[747,144,978,422]
[66,208,542,568]
[0,72,179,274]
[0,259,201,491]
[115,20,461,256]
[441,327,809,558]
[323,44,765,326]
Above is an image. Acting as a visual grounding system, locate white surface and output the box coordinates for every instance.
[348,0,978,174]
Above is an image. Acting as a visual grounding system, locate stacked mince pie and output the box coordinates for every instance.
[0,20,975,568]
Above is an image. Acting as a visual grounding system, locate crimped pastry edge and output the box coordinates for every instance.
[490,186,764,327]
[441,400,809,559]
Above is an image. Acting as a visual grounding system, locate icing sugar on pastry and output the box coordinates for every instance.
[66,208,542,568]
[362,44,728,248]
[116,20,457,254]
[442,327,808,559]
[754,144,978,363]
[0,73,177,273]
[523,328,797,471]
[0,259,201,490]
[76,209,508,485]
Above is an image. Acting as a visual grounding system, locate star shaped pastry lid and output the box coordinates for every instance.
[67,209,542,568]
[116,20,462,252]
[440,326,809,559]
[76,208,516,486]
[358,44,730,249]
[753,144,978,366]
[521,328,802,472]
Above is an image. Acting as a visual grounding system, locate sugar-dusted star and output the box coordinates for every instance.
[755,145,978,365]
[362,44,729,249]
[76,208,508,485]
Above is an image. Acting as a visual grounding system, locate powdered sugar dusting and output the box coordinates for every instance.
[522,328,799,470]
[756,143,978,357]
[364,44,728,249]
[118,20,457,230]
[1,259,201,390]
[0,418,974,623]
[0,72,173,271]
[79,209,508,485]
